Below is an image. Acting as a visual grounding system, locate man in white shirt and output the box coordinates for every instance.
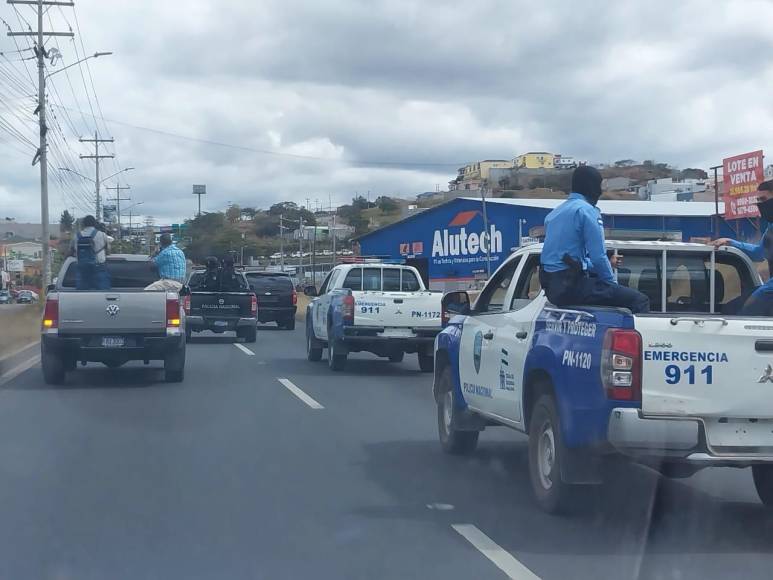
[70,215,113,290]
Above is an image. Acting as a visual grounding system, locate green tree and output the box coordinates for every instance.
[225,204,241,223]
[59,210,74,233]
[376,196,399,213]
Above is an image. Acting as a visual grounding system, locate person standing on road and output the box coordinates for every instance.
[539,166,650,313]
[70,215,112,290]
[712,179,773,315]
[145,233,187,291]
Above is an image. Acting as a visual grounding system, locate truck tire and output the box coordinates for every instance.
[41,344,65,385]
[528,394,576,514]
[185,326,192,341]
[437,366,479,455]
[752,465,773,507]
[164,343,186,383]
[238,326,257,343]
[327,334,347,372]
[418,352,434,373]
[282,318,296,331]
[306,320,323,362]
[389,351,404,363]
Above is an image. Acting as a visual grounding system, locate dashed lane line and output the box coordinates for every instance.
[0,354,41,387]
[452,524,541,580]
[234,343,255,356]
[277,378,324,410]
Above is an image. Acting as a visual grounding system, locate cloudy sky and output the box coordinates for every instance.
[1,0,772,225]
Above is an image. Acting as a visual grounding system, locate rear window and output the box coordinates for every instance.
[342,268,362,290]
[362,268,381,291]
[383,269,400,291]
[401,270,421,292]
[246,274,293,293]
[61,259,159,289]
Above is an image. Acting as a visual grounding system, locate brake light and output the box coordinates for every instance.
[182,295,191,315]
[42,296,58,330]
[292,289,297,306]
[251,294,258,315]
[166,296,181,327]
[602,329,642,401]
[342,294,355,324]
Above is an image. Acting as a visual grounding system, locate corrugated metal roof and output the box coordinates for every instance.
[462,197,725,217]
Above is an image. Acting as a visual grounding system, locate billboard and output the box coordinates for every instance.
[6,260,24,272]
[724,150,764,219]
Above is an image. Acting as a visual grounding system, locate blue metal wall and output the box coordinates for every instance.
[357,198,761,287]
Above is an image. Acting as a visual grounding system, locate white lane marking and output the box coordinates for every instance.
[0,340,39,364]
[426,503,455,511]
[234,343,255,356]
[0,355,41,387]
[277,378,324,410]
[452,524,541,580]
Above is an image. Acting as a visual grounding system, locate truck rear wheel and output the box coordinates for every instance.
[437,367,478,455]
[306,320,323,362]
[280,318,296,331]
[528,394,576,514]
[164,343,186,383]
[388,351,404,363]
[41,345,65,385]
[327,336,347,371]
[752,465,773,507]
[418,352,434,373]
[239,326,257,343]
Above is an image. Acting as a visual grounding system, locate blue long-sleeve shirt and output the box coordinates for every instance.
[728,224,773,262]
[541,192,615,283]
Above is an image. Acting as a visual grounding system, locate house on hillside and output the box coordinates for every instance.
[514,152,555,169]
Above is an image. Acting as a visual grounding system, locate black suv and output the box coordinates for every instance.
[245,271,297,330]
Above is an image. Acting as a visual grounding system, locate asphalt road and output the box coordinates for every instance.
[1,326,772,580]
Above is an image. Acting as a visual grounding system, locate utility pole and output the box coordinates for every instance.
[279,214,284,271]
[79,131,114,221]
[298,215,304,281]
[105,182,131,241]
[7,0,74,289]
[480,180,492,277]
[329,194,336,266]
[711,164,723,238]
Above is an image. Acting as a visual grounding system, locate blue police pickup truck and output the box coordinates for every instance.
[435,240,773,513]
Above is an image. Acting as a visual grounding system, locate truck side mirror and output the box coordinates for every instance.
[304,285,318,297]
[46,283,56,294]
[442,291,471,325]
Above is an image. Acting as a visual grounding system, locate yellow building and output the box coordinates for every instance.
[462,159,514,181]
[514,152,555,169]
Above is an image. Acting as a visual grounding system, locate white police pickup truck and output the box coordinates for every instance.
[435,240,773,513]
[305,263,443,371]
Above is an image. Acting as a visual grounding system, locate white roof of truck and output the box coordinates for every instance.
[463,197,723,217]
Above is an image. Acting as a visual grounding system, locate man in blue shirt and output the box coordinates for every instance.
[145,234,187,291]
[712,180,773,315]
[539,166,649,313]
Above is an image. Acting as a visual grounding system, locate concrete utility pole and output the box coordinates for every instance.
[298,215,304,281]
[7,0,74,289]
[279,214,284,272]
[480,181,492,277]
[80,131,115,221]
[105,183,131,240]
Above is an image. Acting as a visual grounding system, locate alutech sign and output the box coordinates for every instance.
[431,210,503,267]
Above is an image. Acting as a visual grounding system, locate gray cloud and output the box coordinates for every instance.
[1,0,772,224]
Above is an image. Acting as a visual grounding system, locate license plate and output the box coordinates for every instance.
[214,320,228,328]
[101,336,125,348]
[380,328,414,338]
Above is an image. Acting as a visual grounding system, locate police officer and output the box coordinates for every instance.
[539,166,650,313]
[712,179,773,315]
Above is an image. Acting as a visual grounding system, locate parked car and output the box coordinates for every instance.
[245,271,297,330]
[15,290,37,304]
[0,290,12,304]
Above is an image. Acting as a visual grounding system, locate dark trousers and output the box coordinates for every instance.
[540,268,650,314]
[740,280,773,316]
[76,263,111,290]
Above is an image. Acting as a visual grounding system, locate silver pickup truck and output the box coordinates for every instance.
[41,254,187,384]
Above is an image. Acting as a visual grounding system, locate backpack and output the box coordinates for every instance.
[76,229,99,265]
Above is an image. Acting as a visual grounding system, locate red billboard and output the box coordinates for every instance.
[724,150,764,219]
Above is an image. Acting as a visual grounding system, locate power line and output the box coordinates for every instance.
[51,104,465,169]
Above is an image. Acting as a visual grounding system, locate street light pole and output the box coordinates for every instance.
[710,164,723,238]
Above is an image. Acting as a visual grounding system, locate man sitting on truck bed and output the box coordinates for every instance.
[539,166,649,313]
[145,234,187,291]
[712,179,773,315]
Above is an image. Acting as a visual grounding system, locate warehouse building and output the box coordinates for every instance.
[356,197,760,291]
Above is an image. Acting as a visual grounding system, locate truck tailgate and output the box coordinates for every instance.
[59,292,167,334]
[190,292,253,317]
[353,291,441,329]
[637,315,773,450]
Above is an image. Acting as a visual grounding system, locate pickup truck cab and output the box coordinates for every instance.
[305,263,443,371]
[41,255,187,384]
[185,269,258,342]
[434,240,773,512]
[245,271,297,330]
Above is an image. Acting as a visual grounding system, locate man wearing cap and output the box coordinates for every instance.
[539,166,650,313]
[145,233,187,291]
